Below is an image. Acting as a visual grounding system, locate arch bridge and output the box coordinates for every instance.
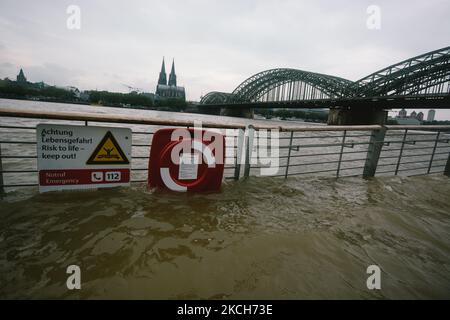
[200,46,450,124]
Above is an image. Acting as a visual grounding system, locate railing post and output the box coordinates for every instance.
[0,143,4,193]
[243,126,255,178]
[427,131,440,174]
[444,150,450,177]
[234,128,245,181]
[284,131,294,178]
[395,129,408,175]
[336,130,347,177]
[363,127,386,178]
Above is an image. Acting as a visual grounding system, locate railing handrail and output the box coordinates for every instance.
[384,125,450,130]
[251,124,384,131]
[0,107,247,130]
[1,107,450,132]
[251,124,450,131]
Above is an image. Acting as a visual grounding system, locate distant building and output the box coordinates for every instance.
[398,108,407,118]
[79,91,90,101]
[16,68,27,83]
[395,117,421,125]
[395,109,420,125]
[417,112,424,121]
[427,109,436,121]
[35,81,50,89]
[155,58,185,100]
[56,86,81,97]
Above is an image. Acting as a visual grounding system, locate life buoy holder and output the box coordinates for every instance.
[148,128,225,192]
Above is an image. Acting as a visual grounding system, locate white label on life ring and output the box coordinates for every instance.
[160,141,216,192]
[178,153,199,180]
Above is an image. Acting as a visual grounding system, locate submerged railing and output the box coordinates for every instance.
[0,107,449,192]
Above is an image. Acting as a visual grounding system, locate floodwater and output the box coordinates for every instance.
[0,99,450,299]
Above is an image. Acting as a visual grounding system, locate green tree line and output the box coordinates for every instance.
[88,90,153,107]
[0,80,76,100]
[88,91,187,111]
[255,108,328,122]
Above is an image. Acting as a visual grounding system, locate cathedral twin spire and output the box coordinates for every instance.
[168,60,177,87]
[157,57,177,87]
[157,58,167,85]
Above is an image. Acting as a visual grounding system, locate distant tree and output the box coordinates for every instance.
[423,120,450,125]
[0,79,76,101]
[255,108,328,122]
[386,119,398,125]
[156,98,187,111]
[88,90,153,108]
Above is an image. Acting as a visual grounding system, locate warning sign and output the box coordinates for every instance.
[86,131,129,164]
[37,124,132,193]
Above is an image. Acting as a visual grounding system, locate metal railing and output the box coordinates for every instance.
[0,107,449,192]
[0,107,246,191]
[242,124,450,179]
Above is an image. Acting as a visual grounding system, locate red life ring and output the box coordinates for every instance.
[148,128,225,192]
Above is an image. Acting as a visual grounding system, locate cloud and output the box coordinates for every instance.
[0,0,449,109]
[0,62,16,79]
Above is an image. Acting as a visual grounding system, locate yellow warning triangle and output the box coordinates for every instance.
[86,131,129,165]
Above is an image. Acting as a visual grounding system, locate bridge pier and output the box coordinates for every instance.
[327,107,388,125]
[220,107,254,119]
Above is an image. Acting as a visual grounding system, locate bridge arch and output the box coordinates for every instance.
[230,68,353,103]
[199,46,450,107]
[199,91,234,104]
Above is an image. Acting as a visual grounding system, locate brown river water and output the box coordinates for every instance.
[0,99,449,299]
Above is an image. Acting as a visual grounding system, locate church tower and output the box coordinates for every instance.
[16,68,27,83]
[168,59,177,87]
[157,58,167,85]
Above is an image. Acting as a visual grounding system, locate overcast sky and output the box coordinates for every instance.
[1,0,449,119]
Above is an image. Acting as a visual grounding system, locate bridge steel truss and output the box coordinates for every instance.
[199,91,233,105]
[351,46,450,97]
[230,69,353,102]
[199,45,450,108]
